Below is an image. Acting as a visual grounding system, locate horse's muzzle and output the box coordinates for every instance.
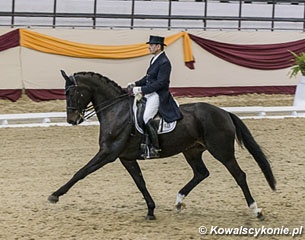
[66,110,84,125]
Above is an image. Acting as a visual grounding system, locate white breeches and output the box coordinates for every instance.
[143,92,159,124]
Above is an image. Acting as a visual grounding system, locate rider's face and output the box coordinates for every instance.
[148,44,161,55]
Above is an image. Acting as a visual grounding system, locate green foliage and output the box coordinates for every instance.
[289,51,305,78]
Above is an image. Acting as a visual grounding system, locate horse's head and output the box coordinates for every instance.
[61,70,92,125]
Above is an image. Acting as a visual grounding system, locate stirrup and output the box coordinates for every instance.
[146,147,161,159]
[140,144,160,159]
[145,147,161,159]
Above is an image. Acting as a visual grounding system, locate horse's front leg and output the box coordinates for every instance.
[48,150,116,203]
[119,158,156,220]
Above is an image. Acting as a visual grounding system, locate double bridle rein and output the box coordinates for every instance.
[84,93,130,120]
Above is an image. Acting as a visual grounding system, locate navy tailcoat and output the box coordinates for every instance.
[135,52,183,123]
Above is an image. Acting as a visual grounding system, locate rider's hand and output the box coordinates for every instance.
[133,87,142,101]
[127,82,135,92]
[135,92,143,101]
[132,87,142,95]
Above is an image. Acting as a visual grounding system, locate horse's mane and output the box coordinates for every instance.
[75,71,127,94]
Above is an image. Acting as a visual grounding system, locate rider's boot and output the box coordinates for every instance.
[144,119,161,159]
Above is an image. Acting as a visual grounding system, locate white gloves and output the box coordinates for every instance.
[126,83,142,100]
[132,87,142,101]
[132,87,142,95]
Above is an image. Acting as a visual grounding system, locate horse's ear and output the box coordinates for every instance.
[61,70,70,81]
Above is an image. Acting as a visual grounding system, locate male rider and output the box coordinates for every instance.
[128,35,183,159]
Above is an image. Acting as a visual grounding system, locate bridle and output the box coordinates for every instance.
[65,76,87,120]
[65,74,131,122]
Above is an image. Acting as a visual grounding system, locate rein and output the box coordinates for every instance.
[84,93,130,120]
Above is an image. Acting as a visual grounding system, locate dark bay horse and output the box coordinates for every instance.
[48,71,276,220]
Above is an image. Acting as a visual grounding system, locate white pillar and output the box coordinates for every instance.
[293,76,305,106]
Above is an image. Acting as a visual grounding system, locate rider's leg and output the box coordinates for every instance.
[145,119,160,158]
[143,92,160,159]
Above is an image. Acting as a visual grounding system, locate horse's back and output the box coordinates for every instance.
[180,102,234,127]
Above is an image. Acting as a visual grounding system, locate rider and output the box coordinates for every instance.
[128,35,183,159]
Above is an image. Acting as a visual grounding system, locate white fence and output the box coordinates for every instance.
[1,105,305,128]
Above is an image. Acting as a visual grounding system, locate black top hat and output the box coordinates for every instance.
[146,35,167,46]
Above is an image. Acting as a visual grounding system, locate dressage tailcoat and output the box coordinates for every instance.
[135,52,183,123]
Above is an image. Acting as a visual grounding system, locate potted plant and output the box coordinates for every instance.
[289,51,305,79]
[289,51,305,106]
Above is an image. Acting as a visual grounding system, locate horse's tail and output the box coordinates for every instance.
[229,112,276,191]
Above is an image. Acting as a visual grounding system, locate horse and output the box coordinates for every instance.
[48,70,276,220]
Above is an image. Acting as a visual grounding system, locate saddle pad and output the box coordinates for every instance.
[133,103,176,135]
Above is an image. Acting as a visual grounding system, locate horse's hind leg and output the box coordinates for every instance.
[120,158,156,220]
[176,146,209,211]
[206,124,264,219]
[222,157,264,219]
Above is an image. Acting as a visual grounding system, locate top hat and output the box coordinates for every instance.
[146,35,167,46]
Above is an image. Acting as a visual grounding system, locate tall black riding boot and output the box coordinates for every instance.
[145,119,161,159]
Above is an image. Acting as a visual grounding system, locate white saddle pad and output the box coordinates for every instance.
[133,104,176,135]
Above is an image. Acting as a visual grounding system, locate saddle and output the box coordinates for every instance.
[133,97,176,135]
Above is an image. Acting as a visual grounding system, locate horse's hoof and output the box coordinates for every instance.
[175,202,186,212]
[256,209,265,221]
[145,215,156,220]
[48,194,59,203]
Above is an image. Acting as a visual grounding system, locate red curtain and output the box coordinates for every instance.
[170,86,295,97]
[0,29,20,52]
[189,33,305,70]
[25,89,65,102]
[0,90,22,102]
[0,30,21,101]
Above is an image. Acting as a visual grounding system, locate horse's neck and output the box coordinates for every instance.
[94,94,131,125]
[94,85,123,105]
[95,89,120,102]
[91,76,127,114]
[76,72,126,114]
[80,74,123,103]
[98,76,124,98]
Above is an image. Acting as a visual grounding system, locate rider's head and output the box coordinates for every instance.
[146,35,166,55]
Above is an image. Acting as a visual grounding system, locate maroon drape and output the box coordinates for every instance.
[24,87,296,100]
[0,30,21,101]
[170,86,296,97]
[0,90,22,102]
[25,89,65,102]
[189,33,305,70]
[0,29,20,52]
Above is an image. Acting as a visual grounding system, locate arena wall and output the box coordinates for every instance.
[0,28,303,101]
